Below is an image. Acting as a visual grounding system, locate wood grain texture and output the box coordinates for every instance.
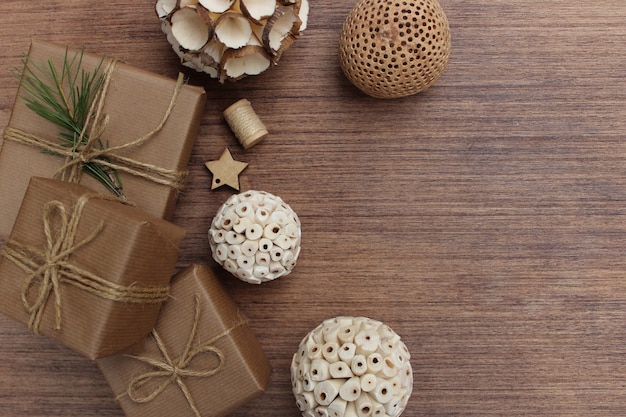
[1,0,625,416]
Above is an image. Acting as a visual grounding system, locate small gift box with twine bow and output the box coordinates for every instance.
[0,177,186,360]
[0,39,206,238]
[97,264,272,417]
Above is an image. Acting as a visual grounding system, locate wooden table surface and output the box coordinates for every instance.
[1,1,625,416]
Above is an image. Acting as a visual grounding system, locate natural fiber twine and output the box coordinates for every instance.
[223,99,268,149]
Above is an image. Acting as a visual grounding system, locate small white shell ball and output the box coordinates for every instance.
[291,316,413,417]
[209,190,301,284]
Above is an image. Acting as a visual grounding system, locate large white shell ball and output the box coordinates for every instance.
[291,316,413,417]
[209,190,301,284]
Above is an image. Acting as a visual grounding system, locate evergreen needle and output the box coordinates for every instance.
[15,47,125,198]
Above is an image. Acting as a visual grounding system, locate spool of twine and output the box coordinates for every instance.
[223,99,268,149]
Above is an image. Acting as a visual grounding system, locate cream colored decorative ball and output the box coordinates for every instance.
[156,0,309,82]
[209,190,301,284]
[291,316,413,417]
[339,0,451,99]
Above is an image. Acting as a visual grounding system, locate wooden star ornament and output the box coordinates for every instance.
[205,148,248,190]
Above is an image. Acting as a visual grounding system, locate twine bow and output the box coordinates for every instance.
[1,193,170,334]
[121,294,248,417]
[3,59,188,193]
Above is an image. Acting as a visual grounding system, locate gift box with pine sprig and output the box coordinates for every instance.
[0,40,206,238]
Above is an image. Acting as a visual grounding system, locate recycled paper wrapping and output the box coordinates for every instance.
[0,177,186,360]
[0,39,206,238]
[98,264,272,417]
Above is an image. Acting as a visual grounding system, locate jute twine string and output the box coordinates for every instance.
[1,193,170,334]
[119,294,248,417]
[3,60,188,191]
[223,99,268,149]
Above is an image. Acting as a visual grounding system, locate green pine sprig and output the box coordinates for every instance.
[15,47,124,198]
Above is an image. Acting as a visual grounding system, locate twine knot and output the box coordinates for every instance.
[73,152,91,164]
[18,197,103,332]
[122,294,247,417]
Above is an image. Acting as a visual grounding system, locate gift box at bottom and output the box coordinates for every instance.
[98,264,272,417]
[0,177,186,359]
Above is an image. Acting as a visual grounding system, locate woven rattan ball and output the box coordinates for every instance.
[339,0,451,99]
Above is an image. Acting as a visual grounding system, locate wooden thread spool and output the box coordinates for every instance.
[223,99,268,149]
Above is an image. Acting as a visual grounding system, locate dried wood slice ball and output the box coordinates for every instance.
[156,0,309,82]
[291,316,413,417]
[209,190,302,284]
[339,0,451,99]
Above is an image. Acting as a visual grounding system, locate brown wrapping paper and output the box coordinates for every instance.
[0,39,206,238]
[0,177,186,359]
[98,264,272,417]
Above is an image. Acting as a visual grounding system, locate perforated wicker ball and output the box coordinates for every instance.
[339,0,451,99]
[209,190,301,284]
[291,316,413,417]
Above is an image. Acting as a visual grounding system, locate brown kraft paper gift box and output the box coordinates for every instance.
[0,39,206,238]
[0,177,186,360]
[97,264,272,417]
